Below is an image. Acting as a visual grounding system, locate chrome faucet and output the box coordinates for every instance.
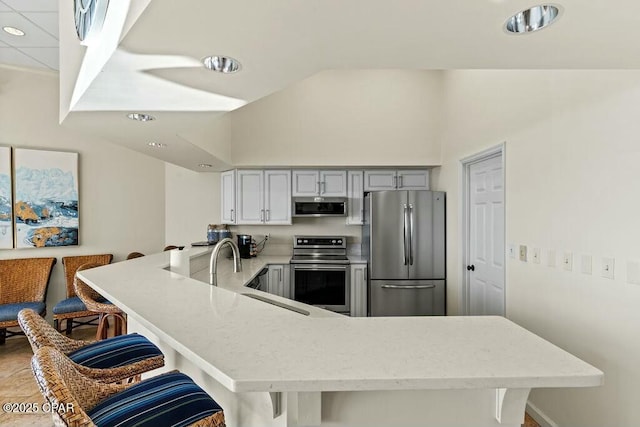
[209,237,242,286]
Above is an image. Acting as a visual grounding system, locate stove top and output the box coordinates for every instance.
[291,235,349,264]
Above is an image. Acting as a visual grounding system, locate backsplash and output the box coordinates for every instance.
[230,216,362,256]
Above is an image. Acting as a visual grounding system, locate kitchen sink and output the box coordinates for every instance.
[241,293,310,316]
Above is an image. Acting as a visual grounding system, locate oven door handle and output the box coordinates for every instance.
[292,264,349,271]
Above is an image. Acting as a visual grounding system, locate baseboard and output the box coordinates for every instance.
[526,401,558,427]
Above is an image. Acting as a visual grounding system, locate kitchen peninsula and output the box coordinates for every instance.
[78,249,603,427]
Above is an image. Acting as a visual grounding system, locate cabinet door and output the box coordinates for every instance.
[350,264,368,317]
[264,170,291,224]
[364,170,397,191]
[347,170,364,225]
[320,170,347,197]
[221,170,236,224]
[236,170,264,224]
[397,169,430,190]
[268,265,285,297]
[292,170,320,196]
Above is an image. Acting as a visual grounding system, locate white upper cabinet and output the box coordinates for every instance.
[221,170,236,224]
[364,169,429,191]
[292,170,347,197]
[347,170,364,225]
[397,170,430,190]
[291,170,319,196]
[264,170,292,224]
[236,170,291,225]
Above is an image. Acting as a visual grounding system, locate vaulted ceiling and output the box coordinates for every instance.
[5,0,640,170]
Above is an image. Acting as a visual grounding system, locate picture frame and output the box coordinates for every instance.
[0,146,13,249]
[13,148,79,248]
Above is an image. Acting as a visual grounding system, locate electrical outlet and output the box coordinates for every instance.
[547,249,556,267]
[532,247,541,264]
[563,252,573,271]
[509,243,516,259]
[601,257,615,280]
[627,261,640,285]
[519,245,527,262]
[581,255,592,275]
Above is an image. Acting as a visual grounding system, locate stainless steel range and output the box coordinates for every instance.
[290,236,350,315]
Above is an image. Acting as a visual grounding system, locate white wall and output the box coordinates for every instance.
[164,163,220,246]
[435,70,640,426]
[0,66,166,320]
[230,69,443,167]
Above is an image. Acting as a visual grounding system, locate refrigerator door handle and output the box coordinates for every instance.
[409,203,414,265]
[381,284,436,289]
[403,204,409,265]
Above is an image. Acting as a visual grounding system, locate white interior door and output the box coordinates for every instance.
[468,154,505,316]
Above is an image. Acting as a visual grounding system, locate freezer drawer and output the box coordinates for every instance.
[369,279,445,316]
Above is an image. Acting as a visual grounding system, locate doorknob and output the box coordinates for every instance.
[466,265,475,271]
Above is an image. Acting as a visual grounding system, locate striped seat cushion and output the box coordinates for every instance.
[87,372,223,427]
[67,333,163,369]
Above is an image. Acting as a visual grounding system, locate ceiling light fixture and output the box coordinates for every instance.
[202,56,241,73]
[147,142,167,148]
[127,113,156,122]
[198,163,213,168]
[505,5,560,34]
[3,26,25,36]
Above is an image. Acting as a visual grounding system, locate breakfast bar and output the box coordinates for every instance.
[78,248,603,427]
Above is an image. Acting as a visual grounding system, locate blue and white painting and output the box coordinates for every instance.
[0,146,13,249]
[14,149,79,248]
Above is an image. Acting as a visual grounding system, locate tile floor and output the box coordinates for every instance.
[0,326,541,427]
[0,326,95,426]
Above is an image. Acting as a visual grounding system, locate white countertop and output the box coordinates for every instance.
[79,249,603,393]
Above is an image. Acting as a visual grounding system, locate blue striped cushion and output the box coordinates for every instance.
[67,333,163,369]
[87,372,223,427]
[0,302,45,322]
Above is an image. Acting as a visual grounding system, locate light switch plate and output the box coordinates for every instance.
[581,255,592,275]
[627,261,640,285]
[519,245,527,262]
[601,257,615,280]
[563,252,573,271]
[532,247,541,264]
[547,249,556,267]
[509,243,516,259]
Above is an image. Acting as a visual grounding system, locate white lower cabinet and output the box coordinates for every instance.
[350,263,368,317]
[267,264,290,298]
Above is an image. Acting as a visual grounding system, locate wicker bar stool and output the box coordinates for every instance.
[0,257,56,345]
[53,254,113,335]
[31,346,225,427]
[18,308,164,383]
[74,263,127,340]
[126,252,145,260]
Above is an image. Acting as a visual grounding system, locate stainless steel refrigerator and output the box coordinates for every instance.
[362,190,446,316]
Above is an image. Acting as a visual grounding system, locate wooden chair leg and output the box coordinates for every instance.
[54,319,59,332]
[96,314,108,340]
[65,318,73,335]
[0,328,5,345]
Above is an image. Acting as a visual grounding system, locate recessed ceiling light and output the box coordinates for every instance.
[505,5,560,34]
[3,26,25,36]
[202,56,241,73]
[148,142,167,148]
[198,163,213,168]
[127,113,156,122]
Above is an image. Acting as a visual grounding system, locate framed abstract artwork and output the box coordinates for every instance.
[0,146,12,249]
[14,148,79,248]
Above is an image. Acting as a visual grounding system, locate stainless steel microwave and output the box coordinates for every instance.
[292,198,347,217]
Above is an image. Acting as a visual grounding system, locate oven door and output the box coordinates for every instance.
[291,264,350,314]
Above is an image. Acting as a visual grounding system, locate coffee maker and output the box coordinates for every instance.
[237,234,253,259]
